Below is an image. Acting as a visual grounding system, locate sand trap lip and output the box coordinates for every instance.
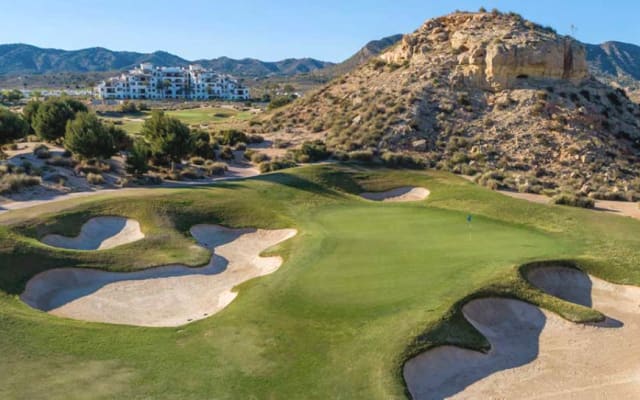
[22,225,296,327]
[41,217,144,250]
[404,266,640,399]
[359,186,429,202]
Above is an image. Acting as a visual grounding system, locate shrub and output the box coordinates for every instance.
[273,139,291,148]
[126,140,150,176]
[219,145,234,160]
[33,144,51,159]
[268,95,295,110]
[86,172,105,185]
[118,101,138,114]
[46,155,76,167]
[250,152,269,163]
[190,156,205,165]
[190,130,215,159]
[248,134,264,144]
[552,193,595,209]
[234,142,247,151]
[347,150,374,163]
[205,161,228,176]
[215,129,247,146]
[0,173,41,193]
[258,159,297,173]
[180,167,203,180]
[380,152,425,169]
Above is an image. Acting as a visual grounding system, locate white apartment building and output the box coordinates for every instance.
[95,63,250,101]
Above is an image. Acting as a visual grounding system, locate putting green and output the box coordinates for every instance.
[0,165,639,399]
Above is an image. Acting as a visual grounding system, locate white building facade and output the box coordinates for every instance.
[95,63,250,101]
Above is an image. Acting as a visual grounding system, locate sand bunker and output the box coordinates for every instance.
[404,266,640,399]
[41,217,144,250]
[360,186,429,202]
[22,225,296,327]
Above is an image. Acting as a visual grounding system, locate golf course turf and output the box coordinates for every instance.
[1,164,640,399]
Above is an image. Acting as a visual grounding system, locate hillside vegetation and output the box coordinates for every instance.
[267,11,640,199]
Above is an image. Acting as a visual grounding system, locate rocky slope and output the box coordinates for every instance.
[318,34,403,78]
[267,11,640,199]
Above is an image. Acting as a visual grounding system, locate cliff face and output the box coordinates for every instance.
[267,11,640,199]
[381,12,589,90]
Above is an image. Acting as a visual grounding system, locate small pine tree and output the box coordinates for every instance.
[126,139,150,176]
[64,112,117,160]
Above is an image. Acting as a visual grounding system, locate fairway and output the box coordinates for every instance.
[1,165,639,399]
[100,107,253,135]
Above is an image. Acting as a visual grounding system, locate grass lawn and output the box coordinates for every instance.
[165,107,253,125]
[1,165,639,399]
[100,107,253,136]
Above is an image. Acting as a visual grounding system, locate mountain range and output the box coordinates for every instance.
[0,43,334,77]
[2,37,640,98]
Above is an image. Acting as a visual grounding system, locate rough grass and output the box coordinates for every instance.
[0,165,639,399]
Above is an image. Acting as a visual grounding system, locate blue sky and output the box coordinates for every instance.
[0,0,637,62]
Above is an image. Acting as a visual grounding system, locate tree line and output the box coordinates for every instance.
[1,98,208,175]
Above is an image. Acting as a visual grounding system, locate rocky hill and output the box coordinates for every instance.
[319,34,403,78]
[0,44,333,77]
[267,11,640,199]
[585,41,640,101]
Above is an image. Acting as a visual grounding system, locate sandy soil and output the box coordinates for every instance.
[404,266,640,399]
[360,186,430,202]
[499,190,640,220]
[21,225,296,327]
[41,217,144,250]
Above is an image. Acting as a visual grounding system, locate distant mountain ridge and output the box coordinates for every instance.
[0,43,334,77]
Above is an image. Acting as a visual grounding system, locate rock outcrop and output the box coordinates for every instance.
[267,11,640,198]
[381,12,588,90]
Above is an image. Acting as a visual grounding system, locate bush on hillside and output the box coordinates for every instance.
[258,159,297,173]
[552,193,595,209]
[86,172,105,185]
[380,152,425,169]
[33,144,51,159]
[0,173,41,194]
[347,150,375,163]
[215,129,247,146]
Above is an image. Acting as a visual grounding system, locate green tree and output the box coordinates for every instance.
[1,89,23,104]
[22,100,42,133]
[64,112,117,160]
[32,98,86,141]
[142,110,192,166]
[125,139,150,176]
[0,108,28,145]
